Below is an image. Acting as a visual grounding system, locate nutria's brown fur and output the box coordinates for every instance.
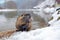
[0,13,32,38]
[0,30,16,38]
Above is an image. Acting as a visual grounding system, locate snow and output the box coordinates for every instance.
[48,11,60,26]
[33,0,55,16]
[33,0,56,24]
[43,7,55,14]
[3,27,60,40]
[34,0,55,8]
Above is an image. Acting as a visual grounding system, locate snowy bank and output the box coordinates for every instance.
[3,27,60,40]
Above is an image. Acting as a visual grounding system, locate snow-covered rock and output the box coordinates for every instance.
[48,11,60,26]
[43,7,55,14]
[33,0,56,24]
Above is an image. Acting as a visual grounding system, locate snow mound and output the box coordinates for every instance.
[4,27,60,40]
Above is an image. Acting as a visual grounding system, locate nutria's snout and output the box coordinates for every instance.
[20,24,28,31]
[16,24,28,32]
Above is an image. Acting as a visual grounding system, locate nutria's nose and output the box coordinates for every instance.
[18,24,28,31]
[16,25,28,32]
[22,25,28,31]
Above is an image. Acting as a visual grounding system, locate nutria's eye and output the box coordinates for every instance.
[57,17,60,20]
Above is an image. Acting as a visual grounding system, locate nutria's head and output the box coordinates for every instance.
[16,13,32,31]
